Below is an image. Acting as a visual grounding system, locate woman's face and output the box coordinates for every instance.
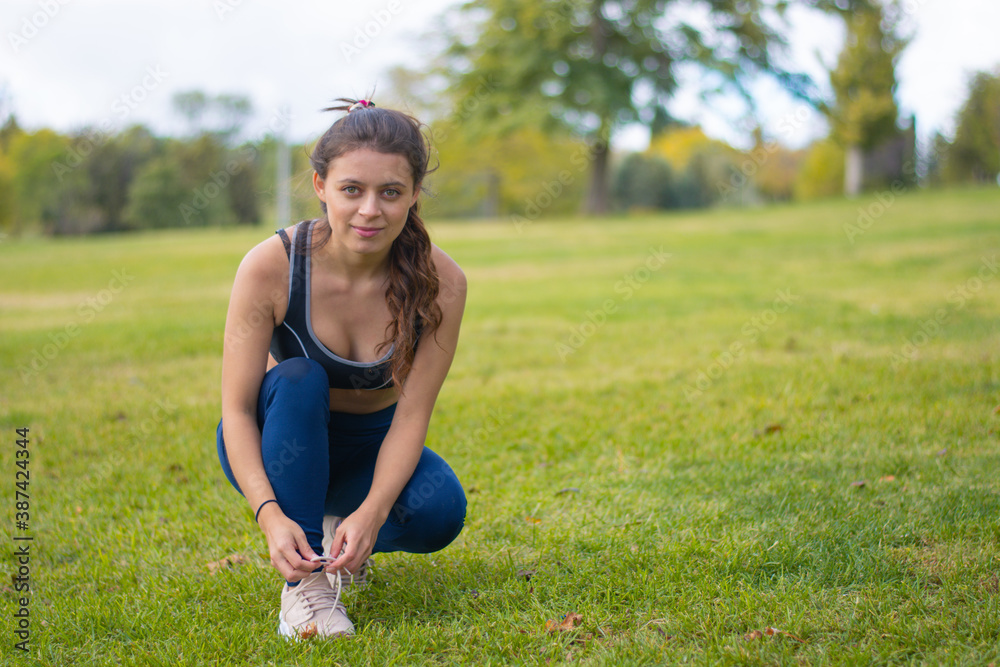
[313,147,419,258]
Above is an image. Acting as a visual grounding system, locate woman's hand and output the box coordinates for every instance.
[325,506,385,577]
[258,505,321,583]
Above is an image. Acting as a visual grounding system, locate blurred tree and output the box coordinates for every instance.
[648,125,733,173]
[428,122,587,219]
[923,130,951,186]
[124,155,191,229]
[943,69,1000,184]
[794,138,845,200]
[824,0,907,196]
[7,129,74,233]
[226,144,261,225]
[0,151,14,233]
[78,125,159,232]
[173,90,209,135]
[752,135,805,202]
[441,0,851,214]
[172,90,254,144]
[612,152,677,210]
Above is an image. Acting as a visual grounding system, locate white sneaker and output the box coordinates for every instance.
[322,515,371,590]
[277,570,354,639]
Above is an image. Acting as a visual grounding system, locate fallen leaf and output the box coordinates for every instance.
[207,553,247,574]
[297,622,318,639]
[525,516,542,524]
[546,612,583,633]
[878,475,896,483]
[744,627,805,643]
[753,423,784,438]
[851,480,867,488]
[75,506,83,514]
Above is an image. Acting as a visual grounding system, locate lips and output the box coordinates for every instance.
[353,226,382,238]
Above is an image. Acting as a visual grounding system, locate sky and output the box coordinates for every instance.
[2,0,998,153]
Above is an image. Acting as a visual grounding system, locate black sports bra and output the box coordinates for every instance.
[269,220,394,390]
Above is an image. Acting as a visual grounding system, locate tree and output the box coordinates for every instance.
[944,69,1000,184]
[613,153,677,211]
[441,0,847,214]
[794,138,845,200]
[825,0,907,196]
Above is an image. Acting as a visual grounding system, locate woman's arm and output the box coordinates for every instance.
[327,246,468,574]
[220,238,322,581]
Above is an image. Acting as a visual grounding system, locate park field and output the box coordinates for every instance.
[1,187,999,665]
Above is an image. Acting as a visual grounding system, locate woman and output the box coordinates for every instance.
[216,98,467,639]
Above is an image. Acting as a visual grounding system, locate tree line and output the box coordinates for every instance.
[0,0,997,237]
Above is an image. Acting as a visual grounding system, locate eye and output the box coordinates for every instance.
[343,186,360,195]
[383,188,401,198]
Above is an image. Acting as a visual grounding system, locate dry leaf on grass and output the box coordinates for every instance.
[753,423,784,438]
[851,480,867,488]
[878,475,896,483]
[744,626,805,642]
[297,622,318,639]
[206,553,248,574]
[525,516,542,524]
[546,612,583,632]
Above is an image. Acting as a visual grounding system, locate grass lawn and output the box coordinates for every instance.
[1,187,999,665]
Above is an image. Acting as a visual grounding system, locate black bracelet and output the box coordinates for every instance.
[255,499,278,523]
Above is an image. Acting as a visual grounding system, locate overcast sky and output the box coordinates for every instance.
[2,0,998,152]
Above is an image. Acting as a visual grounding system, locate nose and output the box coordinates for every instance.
[358,193,380,218]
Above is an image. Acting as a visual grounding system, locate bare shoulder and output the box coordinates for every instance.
[431,243,467,311]
[230,231,291,328]
[431,243,466,291]
[235,230,289,287]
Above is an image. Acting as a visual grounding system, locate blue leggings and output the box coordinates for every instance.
[216,358,466,556]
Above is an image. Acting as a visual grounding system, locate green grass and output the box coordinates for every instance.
[2,187,999,665]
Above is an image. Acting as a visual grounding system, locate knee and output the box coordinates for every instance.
[265,358,329,406]
[391,476,467,553]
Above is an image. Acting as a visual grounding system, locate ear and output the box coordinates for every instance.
[313,172,326,202]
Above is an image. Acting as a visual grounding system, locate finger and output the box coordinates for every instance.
[294,530,320,564]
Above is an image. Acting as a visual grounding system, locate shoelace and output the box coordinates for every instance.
[297,569,344,618]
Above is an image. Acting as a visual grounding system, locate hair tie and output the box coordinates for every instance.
[348,99,375,112]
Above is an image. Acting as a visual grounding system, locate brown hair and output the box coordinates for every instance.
[306,97,442,389]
